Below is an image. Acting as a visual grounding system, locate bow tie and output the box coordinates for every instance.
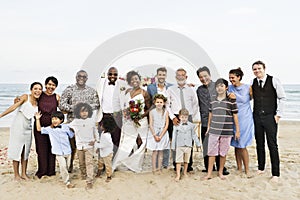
[108,82,115,85]
[182,123,188,125]
[53,125,62,129]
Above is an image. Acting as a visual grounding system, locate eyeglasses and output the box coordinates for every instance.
[77,75,87,79]
[108,73,118,76]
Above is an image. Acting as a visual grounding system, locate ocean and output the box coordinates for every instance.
[0,83,299,127]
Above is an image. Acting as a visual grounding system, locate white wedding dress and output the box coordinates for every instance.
[112,92,149,172]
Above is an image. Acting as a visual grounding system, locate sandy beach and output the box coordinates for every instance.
[0,120,300,200]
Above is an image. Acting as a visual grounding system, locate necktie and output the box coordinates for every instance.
[259,80,263,89]
[179,87,186,109]
[108,82,115,85]
[182,123,188,125]
[53,125,62,129]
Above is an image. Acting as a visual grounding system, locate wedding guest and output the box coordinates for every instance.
[34,76,60,178]
[96,116,114,182]
[147,67,172,168]
[171,108,201,181]
[204,78,240,180]
[69,103,98,189]
[166,68,199,172]
[0,82,43,181]
[196,66,230,175]
[229,68,254,177]
[35,111,75,188]
[147,94,170,174]
[251,60,286,182]
[59,69,99,172]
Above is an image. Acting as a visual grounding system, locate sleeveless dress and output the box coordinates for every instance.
[229,84,254,148]
[112,92,149,172]
[8,95,38,161]
[146,109,170,151]
[34,92,58,178]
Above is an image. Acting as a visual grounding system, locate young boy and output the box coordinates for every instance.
[69,103,98,189]
[171,108,201,181]
[204,78,240,180]
[35,111,75,188]
[95,116,114,182]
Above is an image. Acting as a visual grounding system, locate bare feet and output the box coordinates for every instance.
[270,176,279,183]
[85,182,93,189]
[202,175,212,180]
[218,173,227,180]
[105,177,112,183]
[67,183,75,189]
[174,176,180,182]
[14,176,23,182]
[246,172,254,179]
[21,175,30,181]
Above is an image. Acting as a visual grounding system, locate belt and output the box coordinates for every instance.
[103,113,113,116]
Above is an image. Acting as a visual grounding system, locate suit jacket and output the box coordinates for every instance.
[147,82,173,100]
[96,78,128,122]
[171,122,201,149]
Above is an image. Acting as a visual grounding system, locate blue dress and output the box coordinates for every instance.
[229,84,254,148]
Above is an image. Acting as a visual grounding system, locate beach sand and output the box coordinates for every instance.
[1,121,300,200]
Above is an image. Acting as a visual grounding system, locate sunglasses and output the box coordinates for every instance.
[77,75,87,79]
[108,73,118,76]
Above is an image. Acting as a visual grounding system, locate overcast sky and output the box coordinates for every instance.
[1,0,299,85]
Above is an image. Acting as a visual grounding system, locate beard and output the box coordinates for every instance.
[177,80,186,85]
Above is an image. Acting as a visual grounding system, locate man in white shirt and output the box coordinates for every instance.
[96,67,121,152]
[166,68,199,172]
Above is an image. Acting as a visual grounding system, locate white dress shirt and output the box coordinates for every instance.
[166,84,199,121]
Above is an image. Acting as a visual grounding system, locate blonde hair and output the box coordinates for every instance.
[179,108,189,116]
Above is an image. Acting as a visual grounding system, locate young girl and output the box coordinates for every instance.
[69,102,98,189]
[146,94,170,174]
[0,82,43,181]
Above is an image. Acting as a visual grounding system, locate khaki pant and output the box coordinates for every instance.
[98,153,113,178]
[56,154,71,184]
[77,149,94,183]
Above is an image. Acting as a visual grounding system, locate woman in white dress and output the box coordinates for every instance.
[112,71,151,172]
[0,82,43,181]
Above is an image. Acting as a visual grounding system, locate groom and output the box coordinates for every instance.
[96,67,122,152]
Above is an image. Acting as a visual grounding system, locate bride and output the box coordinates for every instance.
[112,70,151,172]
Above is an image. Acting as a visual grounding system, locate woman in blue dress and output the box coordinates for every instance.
[229,68,254,177]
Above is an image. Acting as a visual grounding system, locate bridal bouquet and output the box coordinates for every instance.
[127,99,143,127]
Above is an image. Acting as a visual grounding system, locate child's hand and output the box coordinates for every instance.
[205,130,209,136]
[35,111,42,120]
[156,136,161,142]
[88,140,95,146]
[235,131,240,141]
[95,148,99,154]
[197,146,202,152]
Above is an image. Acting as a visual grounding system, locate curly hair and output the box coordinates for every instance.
[74,102,93,119]
[126,70,141,85]
[102,116,115,133]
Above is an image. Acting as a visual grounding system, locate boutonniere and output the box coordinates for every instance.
[120,86,126,92]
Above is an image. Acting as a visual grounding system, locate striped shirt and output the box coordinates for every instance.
[209,97,238,136]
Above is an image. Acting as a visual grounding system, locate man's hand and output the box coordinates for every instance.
[172,117,180,126]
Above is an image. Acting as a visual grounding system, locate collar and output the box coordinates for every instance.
[257,74,267,83]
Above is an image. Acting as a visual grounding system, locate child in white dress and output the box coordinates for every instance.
[147,94,170,174]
